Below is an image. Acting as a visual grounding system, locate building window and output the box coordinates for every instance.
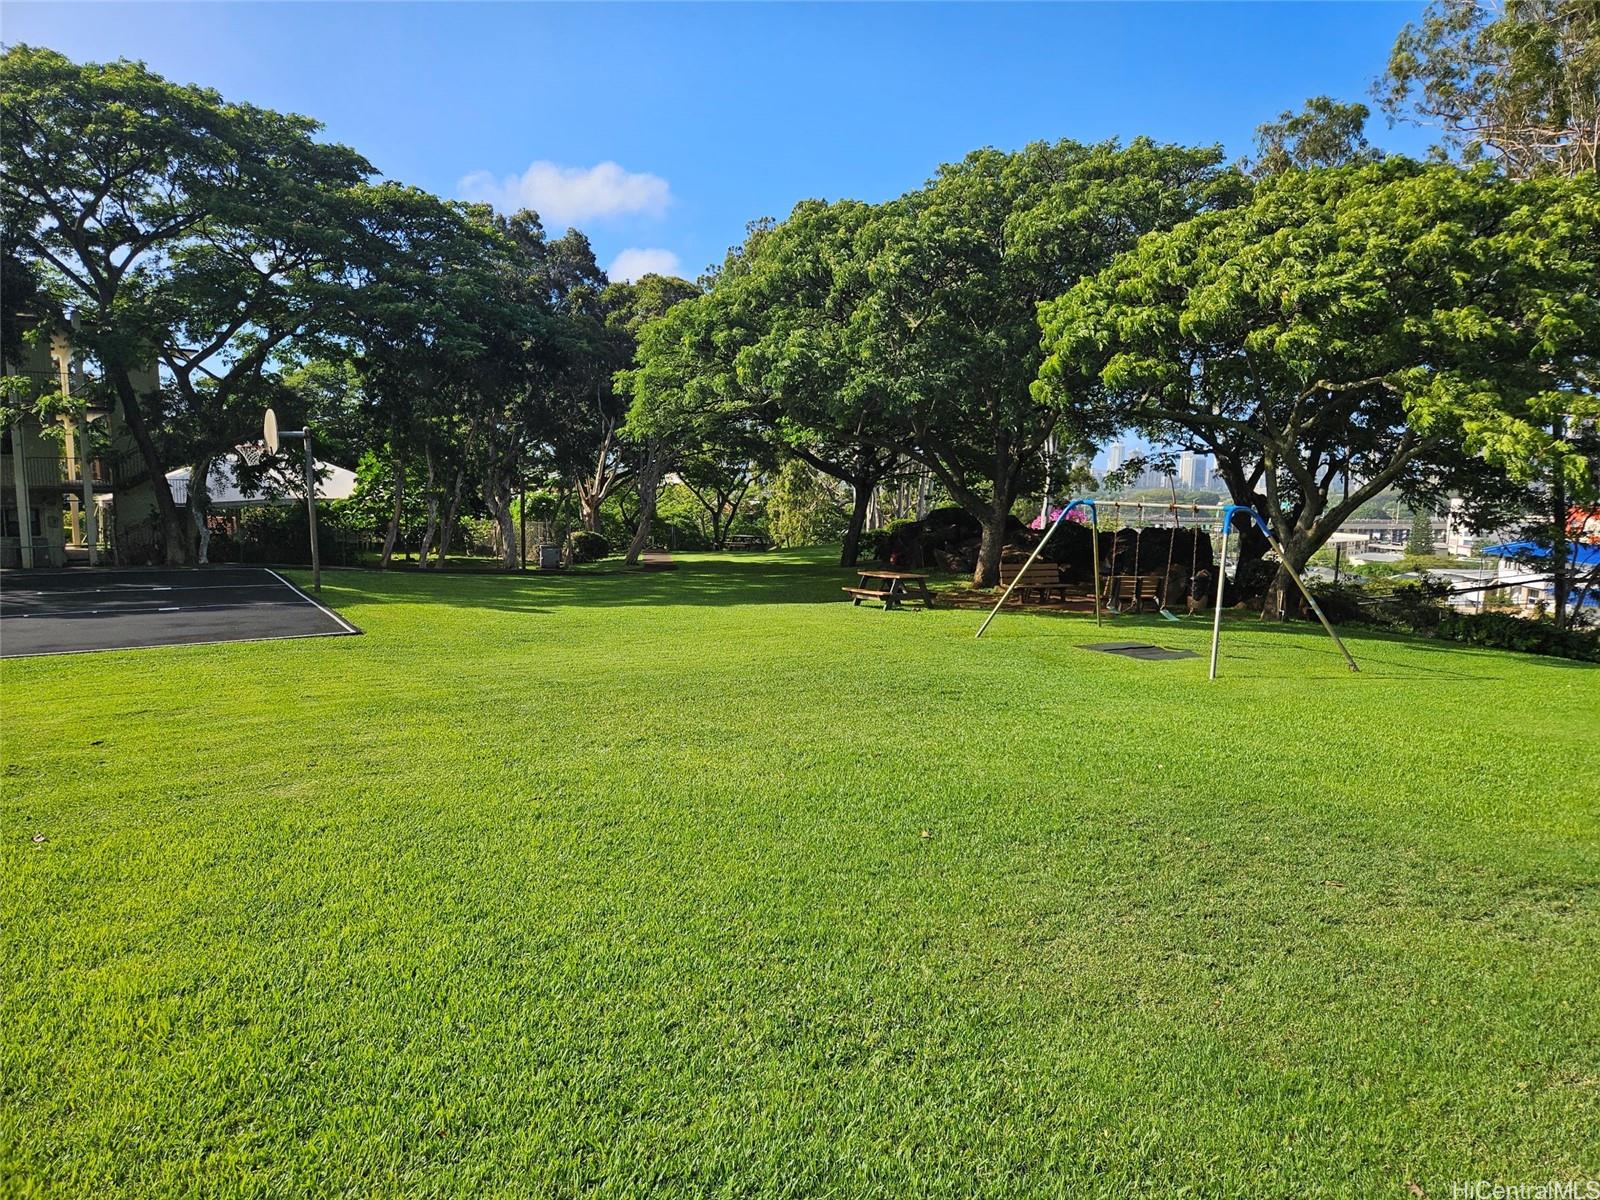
[2,505,43,538]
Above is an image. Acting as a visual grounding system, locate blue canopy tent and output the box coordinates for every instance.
[1481,540,1600,609]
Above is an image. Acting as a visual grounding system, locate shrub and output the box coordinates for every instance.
[567,529,610,563]
[1431,610,1600,662]
[1308,575,1598,663]
[1375,578,1453,631]
[1307,582,1370,626]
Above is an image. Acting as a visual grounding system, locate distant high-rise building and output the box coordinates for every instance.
[1177,451,1201,489]
[1104,442,1129,475]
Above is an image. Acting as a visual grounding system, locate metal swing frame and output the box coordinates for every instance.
[975,497,1360,680]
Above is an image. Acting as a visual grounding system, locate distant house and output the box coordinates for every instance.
[1481,540,1600,614]
[1,326,161,568]
[166,452,357,509]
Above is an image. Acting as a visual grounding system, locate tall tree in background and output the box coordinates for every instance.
[728,199,900,567]
[861,138,1245,585]
[0,45,375,563]
[1250,96,1385,174]
[1382,0,1600,624]
[1409,507,1439,556]
[345,187,517,568]
[1380,0,1600,176]
[519,223,616,535]
[603,273,700,564]
[620,288,770,552]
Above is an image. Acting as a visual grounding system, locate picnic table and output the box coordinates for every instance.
[843,569,935,610]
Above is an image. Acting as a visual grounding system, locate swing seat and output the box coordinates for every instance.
[1102,572,1169,612]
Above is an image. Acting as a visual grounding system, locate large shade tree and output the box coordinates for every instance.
[601,273,701,564]
[855,137,1247,585]
[1037,160,1600,619]
[1381,0,1600,622]
[1380,0,1600,177]
[0,44,375,563]
[725,199,902,567]
[343,187,525,568]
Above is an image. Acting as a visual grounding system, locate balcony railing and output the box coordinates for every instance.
[0,456,111,488]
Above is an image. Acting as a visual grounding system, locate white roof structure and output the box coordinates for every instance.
[166,449,356,508]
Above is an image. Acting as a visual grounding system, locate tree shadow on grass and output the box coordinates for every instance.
[973,607,1597,679]
[312,554,855,614]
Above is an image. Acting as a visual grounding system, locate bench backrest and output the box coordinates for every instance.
[1000,560,1062,585]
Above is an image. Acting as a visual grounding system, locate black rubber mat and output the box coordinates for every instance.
[1081,642,1199,661]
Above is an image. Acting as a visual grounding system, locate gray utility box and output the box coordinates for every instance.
[537,543,564,570]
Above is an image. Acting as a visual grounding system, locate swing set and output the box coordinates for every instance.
[975,498,1359,680]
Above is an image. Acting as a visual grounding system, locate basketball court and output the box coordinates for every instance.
[0,567,359,658]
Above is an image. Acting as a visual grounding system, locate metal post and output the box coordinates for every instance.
[77,410,96,566]
[302,431,322,593]
[1089,503,1101,627]
[1264,534,1359,673]
[1209,513,1230,681]
[975,499,1095,639]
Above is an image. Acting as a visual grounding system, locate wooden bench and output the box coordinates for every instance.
[999,559,1071,603]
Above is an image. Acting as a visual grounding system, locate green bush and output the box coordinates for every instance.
[567,529,610,563]
[1310,576,1598,663]
[1307,582,1370,625]
[1375,578,1453,631]
[1432,610,1600,662]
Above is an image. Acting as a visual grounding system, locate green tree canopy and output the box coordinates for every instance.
[1,44,376,562]
[1250,96,1384,175]
[1380,0,1600,177]
[1037,161,1600,612]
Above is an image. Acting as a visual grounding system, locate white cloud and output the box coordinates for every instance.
[457,160,671,226]
[607,247,683,283]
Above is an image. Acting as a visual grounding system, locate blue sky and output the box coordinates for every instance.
[6,2,1431,283]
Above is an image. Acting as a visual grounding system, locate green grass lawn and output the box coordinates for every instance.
[4,549,1597,1198]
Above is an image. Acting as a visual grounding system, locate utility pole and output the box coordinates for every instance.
[264,409,321,593]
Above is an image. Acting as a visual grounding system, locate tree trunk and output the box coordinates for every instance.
[495,496,517,568]
[1263,532,1317,621]
[379,451,405,569]
[190,455,212,565]
[417,445,439,568]
[107,365,192,564]
[438,468,465,561]
[485,467,517,569]
[972,486,1013,587]
[625,444,662,566]
[841,479,873,567]
[1551,422,1570,630]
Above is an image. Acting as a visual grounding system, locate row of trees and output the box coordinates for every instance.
[3,1,1596,622]
[621,0,1599,625]
[1,44,700,568]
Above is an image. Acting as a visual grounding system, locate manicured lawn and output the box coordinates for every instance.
[3,549,1597,1198]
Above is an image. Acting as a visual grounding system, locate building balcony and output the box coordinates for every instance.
[0,455,112,490]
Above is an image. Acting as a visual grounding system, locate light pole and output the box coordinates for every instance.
[264,408,321,593]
